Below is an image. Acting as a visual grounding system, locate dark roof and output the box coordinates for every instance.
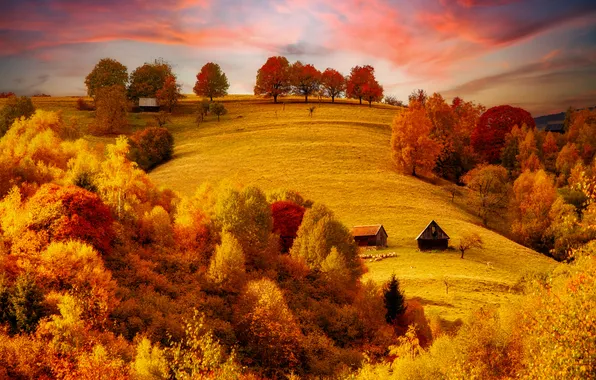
[545,123,564,132]
[416,220,449,240]
[352,225,387,237]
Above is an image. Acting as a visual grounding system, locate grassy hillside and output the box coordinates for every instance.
[23,95,557,322]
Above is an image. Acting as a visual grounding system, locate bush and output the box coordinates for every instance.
[384,96,403,107]
[128,127,174,171]
[76,98,94,111]
[0,92,15,98]
[0,96,35,138]
[91,85,128,135]
[209,102,227,121]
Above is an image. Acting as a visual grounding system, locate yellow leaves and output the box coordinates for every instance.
[132,338,168,380]
[208,232,245,288]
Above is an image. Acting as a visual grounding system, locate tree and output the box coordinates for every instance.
[511,169,557,251]
[362,79,383,107]
[556,143,580,180]
[209,102,227,122]
[463,164,510,226]
[0,96,35,138]
[290,203,362,280]
[346,65,380,105]
[320,68,345,103]
[254,56,290,103]
[128,59,174,100]
[127,127,174,171]
[542,132,559,172]
[10,274,45,334]
[290,61,321,103]
[156,75,182,112]
[383,274,406,324]
[208,232,245,289]
[92,85,128,135]
[408,89,428,106]
[457,233,483,259]
[471,105,535,164]
[271,200,305,252]
[235,278,303,375]
[500,125,524,176]
[84,58,128,98]
[391,104,442,176]
[384,95,403,106]
[193,62,230,101]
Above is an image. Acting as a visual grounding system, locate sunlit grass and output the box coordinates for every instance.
[24,95,557,321]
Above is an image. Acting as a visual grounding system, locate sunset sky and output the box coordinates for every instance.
[1,0,595,116]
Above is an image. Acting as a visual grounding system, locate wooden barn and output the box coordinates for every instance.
[416,220,450,251]
[139,97,160,112]
[351,225,388,247]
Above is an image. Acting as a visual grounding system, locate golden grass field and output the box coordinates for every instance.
[19,95,558,322]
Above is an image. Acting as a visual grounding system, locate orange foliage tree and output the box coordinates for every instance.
[391,103,442,177]
[510,170,557,251]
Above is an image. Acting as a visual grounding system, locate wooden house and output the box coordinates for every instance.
[416,220,449,250]
[139,97,160,112]
[351,225,388,247]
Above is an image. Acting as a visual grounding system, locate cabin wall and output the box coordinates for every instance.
[417,239,448,251]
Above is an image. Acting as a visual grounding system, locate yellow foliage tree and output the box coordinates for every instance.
[208,232,245,289]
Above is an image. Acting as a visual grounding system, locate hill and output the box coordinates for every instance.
[22,95,557,322]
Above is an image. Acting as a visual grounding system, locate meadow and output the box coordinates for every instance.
[20,95,557,322]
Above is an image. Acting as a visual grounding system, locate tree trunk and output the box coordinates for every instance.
[359,97,362,105]
[412,165,417,177]
[274,95,278,103]
[210,96,213,102]
[369,99,372,107]
[305,95,308,103]
[332,95,335,103]
[460,249,465,259]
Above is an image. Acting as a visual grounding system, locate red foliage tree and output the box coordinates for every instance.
[471,105,535,164]
[290,62,321,103]
[18,184,114,254]
[271,201,305,252]
[254,56,290,103]
[362,80,384,107]
[320,69,345,103]
[193,62,229,101]
[346,65,381,105]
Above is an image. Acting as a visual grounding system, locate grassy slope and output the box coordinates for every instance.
[25,95,557,321]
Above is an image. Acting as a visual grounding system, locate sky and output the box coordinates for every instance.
[0,0,595,116]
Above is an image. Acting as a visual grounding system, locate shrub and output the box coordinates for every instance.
[384,95,403,106]
[0,96,35,138]
[76,97,94,111]
[127,127,174,171]
[91,85,128,135]
[209,102,227,122]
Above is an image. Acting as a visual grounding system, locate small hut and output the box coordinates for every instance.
[416,220,449,251]
[352,225,388,247]
[139,97,160,112]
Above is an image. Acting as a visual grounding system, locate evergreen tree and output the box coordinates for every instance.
[383,274,406,324]
[10,274,45,333]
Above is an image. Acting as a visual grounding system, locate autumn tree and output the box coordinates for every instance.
[383,274,406,324]
[84,58,128,98]
[208,232,245,289]
[542,132,559,172]
[215,185,273,268]
[193,62,230,101]
[156,75,182,112]
[289,61,321,103]
[0,96,35,138]
[127,127,174,171]
[463,164,510,226]
[290,203,362,281]
[254,56,290,103]
[128,59,174,101]
[457,233,483,259]
[556,143,580,180]
[235,278,303,375]
[320,68,345,103]
[346,65,381,105]
[271,200,305,252]
[408,89,428,106]
[471,105,535,164]
[8,274,45,334]
[92,85,128,135]
[511,169,557,251]
[391,103,442,176]
[209,102,227,122]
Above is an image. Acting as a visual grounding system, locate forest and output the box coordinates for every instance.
[0,55,594,379]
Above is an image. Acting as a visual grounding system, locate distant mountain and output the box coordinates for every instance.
[534,106,595,133]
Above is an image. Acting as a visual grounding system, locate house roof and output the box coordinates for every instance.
[352,225,387,237]
[416,220,450,240]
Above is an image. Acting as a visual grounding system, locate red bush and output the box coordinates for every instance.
[471,105,535,163]
[22,184,114,253]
